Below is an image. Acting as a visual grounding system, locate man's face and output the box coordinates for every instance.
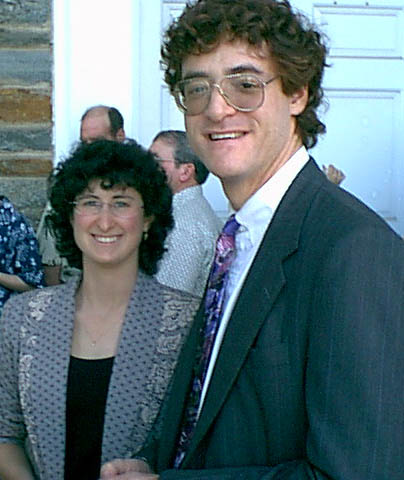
[80,112,115,143]
[182,40,307,208]
[149,139,182,193]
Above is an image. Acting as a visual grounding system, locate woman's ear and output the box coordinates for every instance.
[143,215,155,233]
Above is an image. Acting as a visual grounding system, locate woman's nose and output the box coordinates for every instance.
[96,205,115,229]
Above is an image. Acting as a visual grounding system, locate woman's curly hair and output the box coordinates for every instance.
[47,140,173,275]
[161,0,328,149]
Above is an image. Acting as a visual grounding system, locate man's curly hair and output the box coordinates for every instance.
[47,140,173,275]
[161,0,328,149]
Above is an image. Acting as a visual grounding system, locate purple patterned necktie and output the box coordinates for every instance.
[174,214,240,467]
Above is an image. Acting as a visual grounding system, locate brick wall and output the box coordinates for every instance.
[0,0,52,228]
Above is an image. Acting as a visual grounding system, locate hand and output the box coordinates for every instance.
[100,458,159,480]
[322,164,346,185]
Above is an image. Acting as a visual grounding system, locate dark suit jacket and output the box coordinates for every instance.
[142,159,404,479]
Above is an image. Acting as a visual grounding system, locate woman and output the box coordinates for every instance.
[0,140,200,479]
[0,196,45,314]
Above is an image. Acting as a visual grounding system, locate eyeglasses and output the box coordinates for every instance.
[155,158,174,164]
[72,198,143,218]
[174,73,279,116]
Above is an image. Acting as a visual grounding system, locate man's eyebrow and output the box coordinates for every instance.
[182,64,266,81]
[182,71,210,81]
[227,64,266,75]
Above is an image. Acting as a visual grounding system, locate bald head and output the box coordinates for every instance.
[80,105,125,143]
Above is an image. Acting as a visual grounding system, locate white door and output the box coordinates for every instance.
[139,0,404,232]
[298,0,404,234]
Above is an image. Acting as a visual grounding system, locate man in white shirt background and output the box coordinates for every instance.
[150,130,222,298]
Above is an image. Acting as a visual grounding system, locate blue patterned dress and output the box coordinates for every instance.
[0,196,45,314]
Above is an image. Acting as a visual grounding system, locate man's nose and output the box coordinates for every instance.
[204,84,236,121]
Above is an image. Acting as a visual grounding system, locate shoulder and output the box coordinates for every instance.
[0,196,31,226]
[311,180,395,241]
[0,196,16,223]
[2,282,73,318]
[2,285,60,314]
[173,188,221,234]
[1,283,77,350]
[0,287,54,338]
[286,159,395,240]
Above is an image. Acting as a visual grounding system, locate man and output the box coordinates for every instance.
[101,1,404,479]
[37,105,133,285]
[80,105,126,143]
[150,130,222,297]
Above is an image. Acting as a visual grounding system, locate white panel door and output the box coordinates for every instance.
[138,0,404,232]
[295,0,404,234]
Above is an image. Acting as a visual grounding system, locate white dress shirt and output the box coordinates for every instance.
[198,146,310,415]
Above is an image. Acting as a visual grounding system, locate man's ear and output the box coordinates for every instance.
[289,85,308,116]
[116,128,126,142]
[179,163,195,183]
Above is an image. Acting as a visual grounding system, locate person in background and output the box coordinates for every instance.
[37,105,135,286]
[0,140,199,479]
[80,105,126,143]
[101,0,404,479]
[150,130,222,297]
[0,195,44,315]
[322,163,346,185]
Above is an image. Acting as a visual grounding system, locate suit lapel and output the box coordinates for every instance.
[183,159,324,465]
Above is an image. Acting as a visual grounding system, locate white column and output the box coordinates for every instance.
[53,0,140,163]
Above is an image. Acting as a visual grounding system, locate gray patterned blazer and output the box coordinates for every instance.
[0,272,200,479]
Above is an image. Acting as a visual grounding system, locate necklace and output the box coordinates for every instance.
[75,287,129,348]
[82,320,122,346]
[79,313,125,347]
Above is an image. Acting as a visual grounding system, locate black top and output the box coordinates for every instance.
[65,356,114,480]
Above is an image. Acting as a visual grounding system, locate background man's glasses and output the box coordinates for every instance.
[154,158,174,164]
[174,73,279,116]
[72,198,142,218]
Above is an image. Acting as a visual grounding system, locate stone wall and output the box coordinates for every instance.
[0,0,52,228]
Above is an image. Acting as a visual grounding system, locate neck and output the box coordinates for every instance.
[73,264,138,359]
[78,261,138,308]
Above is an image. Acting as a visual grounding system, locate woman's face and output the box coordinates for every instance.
[71,180,152,269]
